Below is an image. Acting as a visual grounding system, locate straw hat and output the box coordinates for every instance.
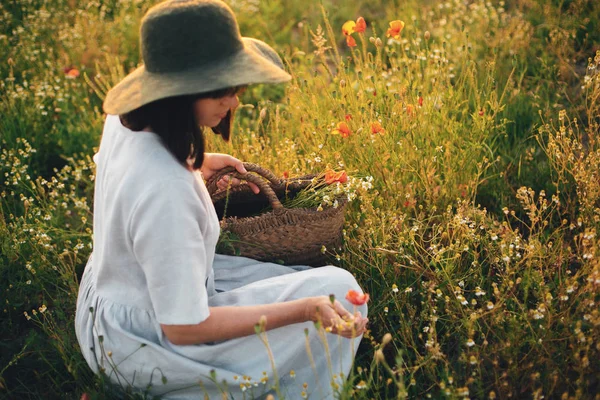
[103,0,291,115]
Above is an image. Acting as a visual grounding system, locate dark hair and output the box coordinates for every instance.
[120,86,245,169]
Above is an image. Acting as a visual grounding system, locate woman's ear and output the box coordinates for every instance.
[211,107,236,141]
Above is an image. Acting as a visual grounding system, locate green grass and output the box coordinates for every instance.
[1,0,600,398]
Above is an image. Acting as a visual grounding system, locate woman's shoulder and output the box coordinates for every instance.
[101,115,197,190]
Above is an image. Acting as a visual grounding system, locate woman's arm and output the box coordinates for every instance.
[160,296,367,345]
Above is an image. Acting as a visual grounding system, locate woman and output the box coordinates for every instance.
[75,1,368,399]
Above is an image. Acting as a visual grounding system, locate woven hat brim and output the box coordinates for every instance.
[103,37,291,115]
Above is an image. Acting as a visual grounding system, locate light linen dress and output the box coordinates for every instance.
[75,115,367,400]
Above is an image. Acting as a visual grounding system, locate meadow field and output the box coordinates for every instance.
[1,0,599,398]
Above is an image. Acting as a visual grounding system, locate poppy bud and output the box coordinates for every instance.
[382,333,392,347]
[424,31,430,40]
[259,315,267,330]
[375,349,385,363]
[375,38,383,47]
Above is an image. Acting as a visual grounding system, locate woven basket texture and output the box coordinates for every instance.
[207,163,347,267]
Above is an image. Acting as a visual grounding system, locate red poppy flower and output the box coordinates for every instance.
[355,17,367,33]
[370,121,385,135]
[282,171,289,179]
[345,114,353,121]
[332,121,352,138]
[386,20,405,39]
[418,96,424,107]
[324,169,349,184]
[65,68,80,78]
[346,289,370,306]
[346,35,357,47]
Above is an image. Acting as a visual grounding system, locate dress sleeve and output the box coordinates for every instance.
[129,177,211,325]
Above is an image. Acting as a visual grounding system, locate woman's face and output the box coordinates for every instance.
[193,93,240,128]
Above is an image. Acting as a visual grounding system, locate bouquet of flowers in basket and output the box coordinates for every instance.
[281,168,374,211]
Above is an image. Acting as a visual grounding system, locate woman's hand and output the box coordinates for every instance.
[200,153,259,194]
[305,296,368,338]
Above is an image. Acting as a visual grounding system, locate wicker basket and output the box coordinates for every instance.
[206,163,347,267]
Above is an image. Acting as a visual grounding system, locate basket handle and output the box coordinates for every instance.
[207,169,284,210]
[205,162,283,193]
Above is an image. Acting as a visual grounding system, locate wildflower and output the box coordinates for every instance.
[354,17,367,33]
[370,121,385,135]
[466,338,475,347]
[532,310,544,320]
[475,287,486,296]
[406,103,414,116]
[486,301,494,310]
[341,21,358,47]
[282,171,289,179]
[332,121,352,138]
[65,67,80,79]
[346,289,369,306]
[386,20,405,39]
[418,96,423,107]
[39,304,47,313]
[478,108,484,116]
[392,283,399,293]
[346,35,357,47]
[404,287,413,294]
[290,370,296,378]
[324,169,348,184]
[355,380,367,389]
[344,113,352,121]
[342,20,356,36]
